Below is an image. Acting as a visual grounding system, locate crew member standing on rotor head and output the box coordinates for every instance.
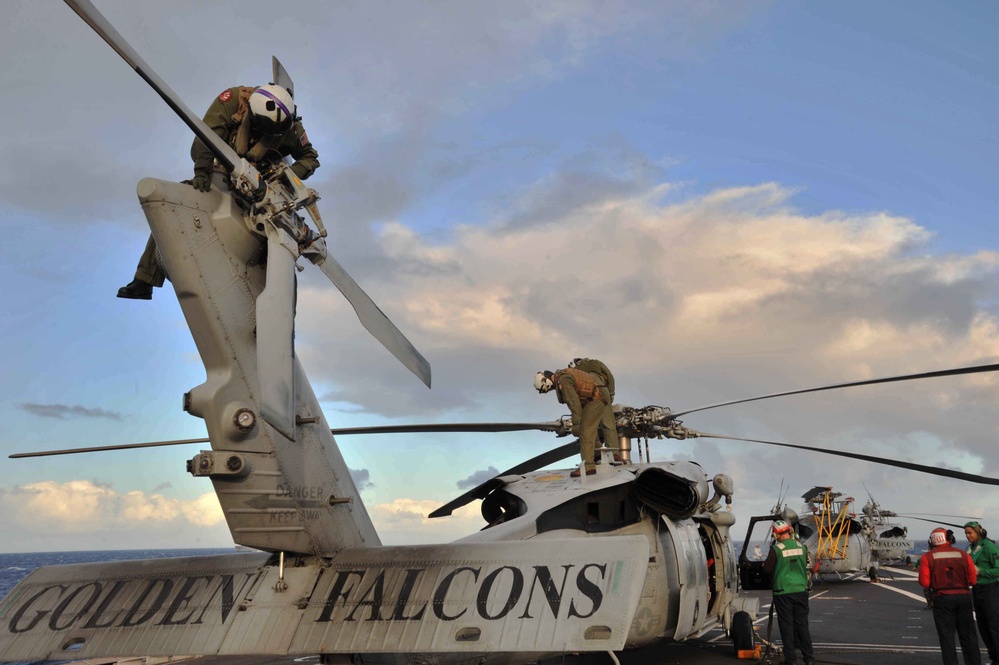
[920,527,981,665]
[763,520,815,665]
[534,365,610,477]
[965,521,999,664]
[570,358,619,460]
[117,84,320,300]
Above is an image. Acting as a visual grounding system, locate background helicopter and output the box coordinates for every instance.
[738,485,914,587]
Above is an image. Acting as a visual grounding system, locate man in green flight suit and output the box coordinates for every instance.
[117,83,320,300]
[966,521,999,664]
[763,520,815,665]
[571,358,619,461]
[534,365,611,477]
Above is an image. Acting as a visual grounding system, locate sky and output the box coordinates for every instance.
[1,0,997,553]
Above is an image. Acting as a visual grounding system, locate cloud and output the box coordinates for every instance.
[2,480,224,531]
[349,468,374,491]
[368,498,484,545]
[18,403,124,421]
[457,467,501,490]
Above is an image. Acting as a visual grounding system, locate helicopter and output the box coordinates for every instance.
[738,487,885,587]
[4,1,999,664]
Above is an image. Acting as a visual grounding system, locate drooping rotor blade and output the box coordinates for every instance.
[272,56,294,97]
[672,362,999,419]
[256,227,299,439]
[329,421,563,436]
[8,421,566,459]
[64,0,243,176]
[429,440,581,518]
[9,437,211,459]
[693,430,999,485]
[316,254,431,388]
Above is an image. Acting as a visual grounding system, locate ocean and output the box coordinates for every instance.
[0,548,244,601]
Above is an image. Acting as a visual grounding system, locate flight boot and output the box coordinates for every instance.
[117,278,153,300]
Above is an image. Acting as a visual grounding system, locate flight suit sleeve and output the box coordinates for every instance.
[191,89,241,175]
[286,121,320,180]
[557,373,583,427]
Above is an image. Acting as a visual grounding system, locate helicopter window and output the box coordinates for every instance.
[796,524,813,540]
[536,485,640,534]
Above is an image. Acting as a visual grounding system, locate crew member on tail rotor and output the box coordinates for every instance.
[763,520,815,665]
[117,84,320,300]
[920,527,981,665]
[965,521,999,664]
[534,365,611,477]
[570,358,619,460]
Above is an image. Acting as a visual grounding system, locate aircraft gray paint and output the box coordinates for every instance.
[3,1,999,663]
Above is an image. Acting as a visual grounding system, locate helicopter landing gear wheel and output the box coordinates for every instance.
[868,566,878,582]
[731,610,755,656]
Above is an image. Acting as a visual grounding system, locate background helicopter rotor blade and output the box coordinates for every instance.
[671,362,999,419]
[256,227,299,439]
[64,0,242,175]
[316,253,431,388]
[693,430,999,485]
[429,440,581,518]
[895,515,968,529]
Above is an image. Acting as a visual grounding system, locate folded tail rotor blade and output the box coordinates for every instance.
[256,227,299,439]
[317,254,431,388]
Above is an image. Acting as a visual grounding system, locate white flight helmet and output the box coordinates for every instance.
[534,371,554,393]
[249,84,296,135]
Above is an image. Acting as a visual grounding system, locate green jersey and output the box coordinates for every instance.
[771,537,809,596]
[968,538,999,586]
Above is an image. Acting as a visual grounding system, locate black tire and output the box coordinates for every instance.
[868,566,878,581]
[731,610,754,655]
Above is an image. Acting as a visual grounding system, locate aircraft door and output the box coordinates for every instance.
[659,516,710,639]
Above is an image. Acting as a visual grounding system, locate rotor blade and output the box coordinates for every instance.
[693,430,999,486]
[64,0,242,174]
[9,421,566,459]
[897,512,983,519]
[896,515,967,529]
[329,422,563,436]
[9,438,211,459]
[429,440,581,518]
[272,56,294,97]
[317,254,431,388]
[256,227,298,439]
[671,363,999,419]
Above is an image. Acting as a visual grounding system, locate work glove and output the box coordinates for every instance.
[189,171,212,192]
[290,162,308,179]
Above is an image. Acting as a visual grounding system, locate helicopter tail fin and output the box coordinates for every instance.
[140,178,379,554]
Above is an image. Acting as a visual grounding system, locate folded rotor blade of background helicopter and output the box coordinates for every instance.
[670,362,999,419]
[692,430,999,486]
[256,227,299,439]
[429,440,582,518]
[272,56,294,97]
[64,0,246,181]
[316,254,431,388]
[9,421,565,458]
